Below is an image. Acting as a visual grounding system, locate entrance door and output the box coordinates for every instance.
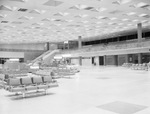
[99,56,104,65]
[92,57,95,65]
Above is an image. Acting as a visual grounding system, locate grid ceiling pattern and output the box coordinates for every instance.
[0,0,150,43]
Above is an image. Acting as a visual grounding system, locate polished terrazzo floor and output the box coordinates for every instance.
[0,66,150,114]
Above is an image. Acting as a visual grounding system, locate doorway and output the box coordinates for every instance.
[99,56,104,65]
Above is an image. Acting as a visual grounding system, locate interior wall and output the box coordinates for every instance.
[0,43,46,50]
[128,54,138,64]
[105,55,115,65]
[24,51,44,62]
[99,56,104,65]
[95,56,99,66]
[0,51,24,58]
[71,58,79,65]
[118,54,127,66]
[82,58,92,66]
[142,53,150,63]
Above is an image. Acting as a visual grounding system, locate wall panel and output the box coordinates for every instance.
[71,58,79,65]
[105,55,115,65]
[24,51,44,62]
[82,58,92,66]
[0,43,46,50]
[95,56,99,66]
[0,52,24,58]
[118,55,127,66]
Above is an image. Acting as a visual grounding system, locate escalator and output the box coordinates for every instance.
[29,49,60,68]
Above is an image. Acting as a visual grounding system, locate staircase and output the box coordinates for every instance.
[29,49,60,66]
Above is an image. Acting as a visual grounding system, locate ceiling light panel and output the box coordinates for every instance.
[136,2,150,8]
[43,0,63,7]
[10,0,28,2]
[18,16,33,20]
[0,14,7,18]
[112,0,131,5]
[0,5,17,11]
[18,8,28,12]
[29,9,46,14]
[91,7,107,12]
[54,12,69,16]
[139,13,150,18]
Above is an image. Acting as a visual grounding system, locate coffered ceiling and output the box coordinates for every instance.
[0,0,150,43]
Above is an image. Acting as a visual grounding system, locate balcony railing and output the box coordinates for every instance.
[61,38,150,54]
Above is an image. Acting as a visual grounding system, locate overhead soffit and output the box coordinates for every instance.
[0,0,150,44]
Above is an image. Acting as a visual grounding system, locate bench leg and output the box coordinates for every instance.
[22,92,26,98]
[45,89,48,95]
[15,92,19,95]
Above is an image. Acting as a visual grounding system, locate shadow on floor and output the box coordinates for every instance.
[5,91,56,100]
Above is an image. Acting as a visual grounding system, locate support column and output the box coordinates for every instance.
[114,55,118,66]
[46,42,49,50]
[78,36,82,49]
[126,54,129,63]
[79,56,82,66]
[137,23,142,42]
[104,55,106,66]
[138,53,142,64]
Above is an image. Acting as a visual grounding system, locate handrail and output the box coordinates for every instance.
[29,49,60,66]
[61,39,150,54]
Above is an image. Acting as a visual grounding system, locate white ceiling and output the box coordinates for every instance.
[0,0,150,44]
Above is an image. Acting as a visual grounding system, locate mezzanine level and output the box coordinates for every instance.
[60,38,150,57]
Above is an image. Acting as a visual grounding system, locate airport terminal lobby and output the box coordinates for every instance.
[0,0,150,114]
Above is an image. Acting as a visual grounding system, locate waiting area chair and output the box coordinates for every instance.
[3,75,58,98]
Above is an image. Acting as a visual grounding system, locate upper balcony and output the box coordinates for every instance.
[60,38,150,55]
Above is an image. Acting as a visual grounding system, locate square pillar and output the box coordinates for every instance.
[138,53,142,64]
[79,56,82,66]
[78,36,82,49]
[104,55,106,66]
[126,54,129,63]
[137,23,142,42]
[45,42,49,50]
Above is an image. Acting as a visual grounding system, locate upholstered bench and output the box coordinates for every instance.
[4,76,58,98]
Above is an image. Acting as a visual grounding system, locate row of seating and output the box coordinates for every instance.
[54,67,76,78]
[122,63,133,68]
[34,69,52,76]
[23,65,79,79]
[131,63,148,70]
[3,76,58,98]
[122,63,149,71]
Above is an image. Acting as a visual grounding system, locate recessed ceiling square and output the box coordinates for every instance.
[10,0,26,2]
[1,21,9,23]
[43,0,63,6]
[11,21,23,24]
[109,10,122,14]
[0,5,12,11]
[18,8,28,12]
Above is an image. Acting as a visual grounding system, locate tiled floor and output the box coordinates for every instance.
[0,66,150,114]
